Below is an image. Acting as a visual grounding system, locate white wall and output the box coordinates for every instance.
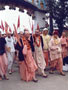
[34,11,45,32]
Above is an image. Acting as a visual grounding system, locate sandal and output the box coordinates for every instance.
[32,79,38,83]
[60,72,65,76]
[4,75,9,80]
[42,74,48,78]
[49,71,54,74]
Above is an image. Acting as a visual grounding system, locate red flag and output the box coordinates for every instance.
[17,16,20,29]
[9,27,12,33]
[37,23,40,30]
[1,20,4,31]
[5,21,9,33]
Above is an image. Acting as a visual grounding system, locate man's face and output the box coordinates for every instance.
[20,33,23,38]
[25,33,30,38]
[35,30,40,36]
[4,34,7,38]
[43,30,48,35]
[54,34,58,38]
[8,33,11,38]
[24,30,30,38]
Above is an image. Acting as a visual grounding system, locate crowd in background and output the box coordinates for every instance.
[0,28,68,82]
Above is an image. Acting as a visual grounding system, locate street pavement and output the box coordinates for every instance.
[0,64,68,90]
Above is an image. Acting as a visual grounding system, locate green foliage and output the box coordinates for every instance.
[47,0,68,36]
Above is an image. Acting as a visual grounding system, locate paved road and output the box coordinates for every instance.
[0,64,68,90]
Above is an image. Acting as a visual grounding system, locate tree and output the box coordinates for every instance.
[46,0,68,36]
[46,0,55,35]
[53,0,68,37]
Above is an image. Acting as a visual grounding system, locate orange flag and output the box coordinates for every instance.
[1,20,4,31]
[13,24,21,46]
[17,16,20,29]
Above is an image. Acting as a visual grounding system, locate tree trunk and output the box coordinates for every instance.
[58,24,64,37]
[49,12,53,35]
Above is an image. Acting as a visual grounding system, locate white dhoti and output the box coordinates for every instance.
[7,52,15,70]
[35,45,46,75]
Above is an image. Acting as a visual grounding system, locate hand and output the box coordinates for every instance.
[7,47,11,52]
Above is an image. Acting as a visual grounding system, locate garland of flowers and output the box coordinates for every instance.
[22,36,31,50]
[34,35,41,47]
[53,37,60,45]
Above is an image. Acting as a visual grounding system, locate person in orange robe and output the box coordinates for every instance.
[16,31,38,82]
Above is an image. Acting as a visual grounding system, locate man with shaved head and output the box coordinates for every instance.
[16,30,38,82]
[33,29,48,78]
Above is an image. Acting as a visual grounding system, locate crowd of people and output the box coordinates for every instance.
[0,27,68,82]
